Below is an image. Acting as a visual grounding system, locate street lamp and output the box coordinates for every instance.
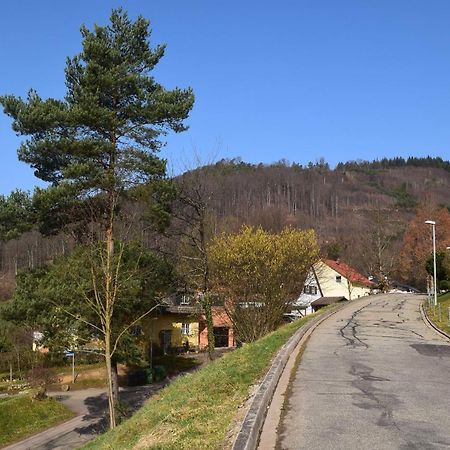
[425,220,437,306]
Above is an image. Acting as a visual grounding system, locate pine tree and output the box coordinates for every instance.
[0,8,194,428]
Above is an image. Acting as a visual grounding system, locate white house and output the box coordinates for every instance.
[294,259,374,314]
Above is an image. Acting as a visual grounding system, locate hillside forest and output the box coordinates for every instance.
[1,155,450,300]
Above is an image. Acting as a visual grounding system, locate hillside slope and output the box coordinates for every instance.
[1,157,449,297]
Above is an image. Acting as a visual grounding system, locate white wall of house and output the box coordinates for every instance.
[294,270,322,305]
[349,285,372,299]
[294,261,372,316]
[294,269,320,313]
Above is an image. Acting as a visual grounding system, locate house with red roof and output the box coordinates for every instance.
[294,259,374,314]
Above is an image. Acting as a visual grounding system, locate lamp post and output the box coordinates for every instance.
[425,220,437,306]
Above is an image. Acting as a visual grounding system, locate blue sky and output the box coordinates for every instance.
[1,0,450,194]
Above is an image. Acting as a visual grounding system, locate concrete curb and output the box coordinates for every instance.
[420,301,450,341]
[231,301,354,450]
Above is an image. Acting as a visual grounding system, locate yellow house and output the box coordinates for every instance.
[314,259,374,300]
[141,293,235,354]
[142,295,200,353]
[145,311,199,353]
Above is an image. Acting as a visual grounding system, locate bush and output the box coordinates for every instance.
[27,367,58,399]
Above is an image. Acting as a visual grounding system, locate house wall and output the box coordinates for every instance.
[350,285,372,299]
[143,308,235,351]
[295,269,321,307]
[199,307,234,348]
[315,261,371,299]
[144,314,199,349]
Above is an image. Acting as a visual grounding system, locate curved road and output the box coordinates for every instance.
[277,294,450,450]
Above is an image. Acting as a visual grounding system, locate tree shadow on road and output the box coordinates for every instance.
[73,382,169,435]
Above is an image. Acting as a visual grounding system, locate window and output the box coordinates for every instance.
[336,275,342,283]
[181,323,190,336]
[303,285,318,295]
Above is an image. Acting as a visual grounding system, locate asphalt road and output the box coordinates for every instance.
[277,294,450,450]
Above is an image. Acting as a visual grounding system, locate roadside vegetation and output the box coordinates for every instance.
[426,292,450,335]
[0,394,75,447]
[83,313,322,450]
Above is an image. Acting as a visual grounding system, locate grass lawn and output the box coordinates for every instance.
[0,394,75,447]
[426,292,450,334]
[83,311,325,450]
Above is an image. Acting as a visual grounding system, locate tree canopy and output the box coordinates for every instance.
[208,226,319,342]
[399,207,450,289]
[2,242,174,361]
[0,191,33,241]
[0,7,194,236]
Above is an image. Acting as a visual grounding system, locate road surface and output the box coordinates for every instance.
[276,294,450,450]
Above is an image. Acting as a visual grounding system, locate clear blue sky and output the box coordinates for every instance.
[1,0,450,194]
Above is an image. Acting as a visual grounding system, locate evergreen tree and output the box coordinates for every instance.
[0,191,33,241]
[0,8,193,428]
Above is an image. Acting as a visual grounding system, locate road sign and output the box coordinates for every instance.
[63,351,75,383]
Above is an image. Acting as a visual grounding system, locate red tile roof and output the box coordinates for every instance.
[323,259,375,288]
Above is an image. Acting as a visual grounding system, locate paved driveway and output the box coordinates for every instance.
[4,383,167,450]
[278,294,450,450]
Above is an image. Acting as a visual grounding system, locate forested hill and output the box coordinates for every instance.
[0,156,449,298]
[178,156,450,278]
[187,156,450,232]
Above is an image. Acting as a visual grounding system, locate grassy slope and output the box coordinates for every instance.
[0,394,75,447]
[84,313,322,450]
[426,292,450,334]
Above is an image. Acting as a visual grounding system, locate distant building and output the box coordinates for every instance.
[143,293,234,355]
[294,259,374,314]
